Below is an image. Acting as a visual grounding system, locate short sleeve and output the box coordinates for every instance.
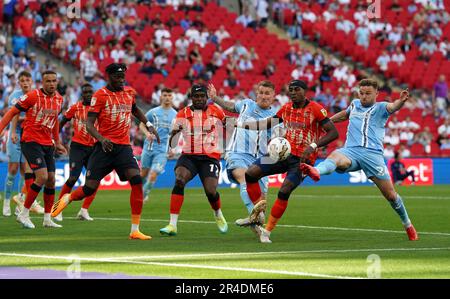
[64,104,76,120]
[145,110,154,123]
[212,105,226,121]
[377,102,391,119]
[15,90,37,111]
[89,92,105,114]
[312,102,328,122]
[234,99,251,113]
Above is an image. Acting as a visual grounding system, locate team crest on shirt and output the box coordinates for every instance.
[91,97,97,106]
[19,95,28,102]
[321,108,327,117]
[36,158,42,164]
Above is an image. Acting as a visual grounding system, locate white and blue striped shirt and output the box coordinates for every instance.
[344,99,391,152]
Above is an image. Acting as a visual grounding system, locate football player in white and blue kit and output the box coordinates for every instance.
[301,79,418,241]
[2,71,33,216]
[140,88,177,202]
[208,81,279,229]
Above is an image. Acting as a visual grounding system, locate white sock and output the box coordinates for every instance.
[4,199,10,205]
[169,213,179,227]
[44,213,51,222]
[131,224,139,232]
[214,209,223,218]
[21,208,30,217]
[81,208,88,214]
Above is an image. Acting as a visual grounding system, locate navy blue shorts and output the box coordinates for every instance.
[253,154,304,187]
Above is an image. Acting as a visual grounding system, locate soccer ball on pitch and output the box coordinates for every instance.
[268,137,291,162]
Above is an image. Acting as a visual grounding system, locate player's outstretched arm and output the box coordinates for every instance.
[387,88,409,114]
[207,83,237,113]
[87,112,113,152]
[301,120,339,162]
[238,116,281,131]
[0,106,20,134]
[330,110,349,123]
[132,104,161,144]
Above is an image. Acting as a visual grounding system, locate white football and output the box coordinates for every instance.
[268,137,291,162]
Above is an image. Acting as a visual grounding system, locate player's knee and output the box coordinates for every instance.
[129,175,142,186]
[149,172,158,181]
[174,177,187,189]
[85,180,100,191]
[245,172,259,184]
[277,190,291,200]
[45,175,56,188]
[66,177,78,187]
[34,173,48,185]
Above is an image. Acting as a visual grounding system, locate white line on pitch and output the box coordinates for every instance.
[103,247,450,261]
[60,216,450,237]
[0,252,362,279]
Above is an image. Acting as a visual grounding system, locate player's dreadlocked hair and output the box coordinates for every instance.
[359,79,378,90]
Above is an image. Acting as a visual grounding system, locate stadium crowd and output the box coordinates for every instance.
[0,0,449,159]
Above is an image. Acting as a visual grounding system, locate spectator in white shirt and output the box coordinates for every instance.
[384,144,395,159]
[238,55,254,72]
[388,26,402,44]
[235,10,253,27]
[376,50,391,71]
[388,116,402,130]
[439,37,450,58]
[154,24,171,45]
[175,34,190,62]
[111,43,126,63]
[384,129,400,146]
[400,129,415,145]
[400,116,420,131]
[391,46,406,65]
[214,25,230,43]
[398,144,411,158]
[335,16,355,34]
[185,26,201,44]
[303,9,317,22]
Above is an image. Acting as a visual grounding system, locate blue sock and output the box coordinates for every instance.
[4,173,15,200]
[18,175,24,195]
[315,159,337,175]
[143,180,155,197]
[389,194,411,227]
[240,183,254,214]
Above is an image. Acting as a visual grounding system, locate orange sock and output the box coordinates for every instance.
[266,199,288,232]
[131,214,141,225]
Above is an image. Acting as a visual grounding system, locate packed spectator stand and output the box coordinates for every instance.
[0,0,449,159]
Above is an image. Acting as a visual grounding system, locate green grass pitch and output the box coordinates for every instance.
[0,185,449,279]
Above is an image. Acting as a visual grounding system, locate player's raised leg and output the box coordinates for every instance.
[160,166,193,236]
[301,150,352,181]
[371,176,418,241]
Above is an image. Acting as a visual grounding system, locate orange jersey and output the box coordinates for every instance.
[15,89,63,146]
[64,102,97,146]
[175,104,226,160]
[276,100,328,161]
[89,86,136,145]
